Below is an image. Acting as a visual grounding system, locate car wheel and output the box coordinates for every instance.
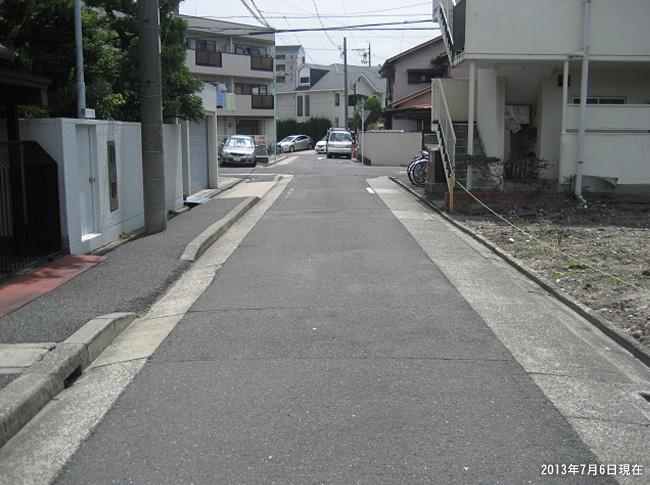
[326,153,332,158]
[289,146,295,152]
[308,143,313,150]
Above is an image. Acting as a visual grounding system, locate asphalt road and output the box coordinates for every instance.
[56,152,610,484]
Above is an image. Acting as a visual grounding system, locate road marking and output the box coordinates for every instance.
[366,187,375,194]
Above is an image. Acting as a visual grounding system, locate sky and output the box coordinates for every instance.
[178,0,441,67]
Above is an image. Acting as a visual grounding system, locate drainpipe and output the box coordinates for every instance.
[575,0,591,203]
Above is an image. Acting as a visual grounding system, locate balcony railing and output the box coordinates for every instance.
[251,94,274,109]
[195,50,222,67]
[250,55,273,72]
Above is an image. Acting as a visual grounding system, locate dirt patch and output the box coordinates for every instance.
[458,200,650,346]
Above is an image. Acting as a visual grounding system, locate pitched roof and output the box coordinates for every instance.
[380,36,444,70]
[310,64,384,92]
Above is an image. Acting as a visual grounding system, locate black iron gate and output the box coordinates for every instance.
[0,141,62,275]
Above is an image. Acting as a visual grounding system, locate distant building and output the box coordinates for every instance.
[276,63,385,129]
[181,14,276,140]
[275,45,305,91]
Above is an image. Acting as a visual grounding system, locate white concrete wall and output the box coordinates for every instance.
[216,94,275,117]
[438,79,476,122]
[15,119,184,254]
[392,119,419,132]
[361,131,422,166]
[476,68,506,160]
[559,133,650,186]
[565,105,650,132]
[464,0,650,60]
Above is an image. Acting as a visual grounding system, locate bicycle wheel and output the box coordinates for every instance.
[412,160,428,187]
[407,159,418,185]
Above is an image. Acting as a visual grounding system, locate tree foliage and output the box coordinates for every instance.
[351,96,382,130]
[0,0,203,120]
[277,117,332,143]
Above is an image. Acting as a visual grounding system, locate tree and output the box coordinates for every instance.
[351,96,382,130]
[0,0,203,120]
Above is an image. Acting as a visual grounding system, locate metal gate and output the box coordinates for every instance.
[0,142,62,275]
[189,120,209,194]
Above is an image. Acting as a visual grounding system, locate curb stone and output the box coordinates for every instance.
[181,196,260,262]
[0,312,136,447]
[389,176,650,369]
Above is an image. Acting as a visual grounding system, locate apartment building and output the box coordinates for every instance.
[432,0,650,192]
[276,63,385,129]
[181,14,275,149]
[275,45,305,91]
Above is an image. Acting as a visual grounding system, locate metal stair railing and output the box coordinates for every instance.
[435,0,456,62]
[432,78,457,191]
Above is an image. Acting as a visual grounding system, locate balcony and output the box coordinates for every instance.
[218,94,275,117]
[186,50,274,79]
[251,94,273,109]
[565,104,650,132]
[250,55,273,72]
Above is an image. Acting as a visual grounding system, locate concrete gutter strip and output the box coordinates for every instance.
[0,312,136,447]
[181,196,260,262]
[389,176,650,369]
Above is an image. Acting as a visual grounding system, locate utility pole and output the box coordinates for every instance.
[343,37,348,129]
[139,0,166,233]
[368,42,371,67]
[74,0,86,118]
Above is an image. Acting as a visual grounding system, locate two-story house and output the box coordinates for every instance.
[276,63,385,129]
[432,0,650,193]
[275,45,306,91]
[380,37,465,132]
[181,15,275,150]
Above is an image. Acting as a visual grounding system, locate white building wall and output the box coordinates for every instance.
[476,68,506,160]
[560,133,650,187]
[465,0,650,60]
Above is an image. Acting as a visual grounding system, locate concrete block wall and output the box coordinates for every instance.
[9,118,184,254]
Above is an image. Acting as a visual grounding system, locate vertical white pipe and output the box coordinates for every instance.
[467,61,476,189]
[74,0,86,118]
[560,60,570,135]
[576,0,591,199]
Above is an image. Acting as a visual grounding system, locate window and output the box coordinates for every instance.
[187,38,217,51]
[334,93,340,106]
[276,54,286,60]
[297,96,303,116]
[235,45,267,56]
[407,70,435,84]
[107,141,118,212]
[276,76,286,83]
[235,84,268,95]
[276,64,285,72]
[305,95,310,116]
[300,76,310,84]
[571,96,626,105]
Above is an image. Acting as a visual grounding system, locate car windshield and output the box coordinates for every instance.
[280,136,297,143]
[329,132,351,142]
[226,137,253,147]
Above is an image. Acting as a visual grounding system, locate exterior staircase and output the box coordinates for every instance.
[453,123,483,157]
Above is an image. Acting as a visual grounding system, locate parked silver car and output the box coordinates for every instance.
[221,135,257,166]
[315,136,327,154]
[277,135,313,153]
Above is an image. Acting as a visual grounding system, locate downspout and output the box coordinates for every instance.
[575,0,591,203]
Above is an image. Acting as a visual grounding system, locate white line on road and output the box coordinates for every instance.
[366,187,375,194]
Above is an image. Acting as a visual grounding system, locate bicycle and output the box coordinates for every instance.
[407,151,430,187]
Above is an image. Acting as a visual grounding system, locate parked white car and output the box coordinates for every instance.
[326,130,353,159]
[315,136,327,154]
[277,135,313,153]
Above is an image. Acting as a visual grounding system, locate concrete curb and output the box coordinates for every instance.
[389,176,650,369]
[263,154,288,166]
[180,196,260,262]
[0,312,136,447]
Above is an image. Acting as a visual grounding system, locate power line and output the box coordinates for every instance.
[312,0,340,50]
[249,0,273,28]
[262,1,432,16]
[238,0,267,27]
[196,19,435,34]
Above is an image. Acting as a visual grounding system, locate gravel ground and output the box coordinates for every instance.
[458,200,650,346]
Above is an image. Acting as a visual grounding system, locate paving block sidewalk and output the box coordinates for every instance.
[0,179,246,345]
